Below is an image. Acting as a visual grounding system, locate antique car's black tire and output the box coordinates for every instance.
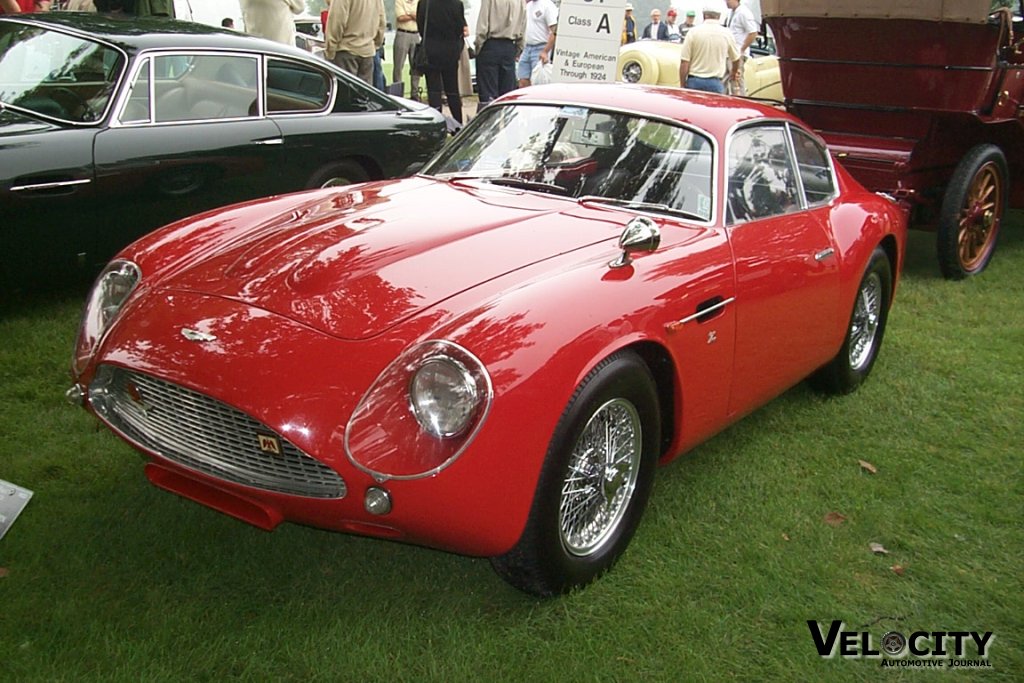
[490,350,660,597]
[809,247,892,395]
[937,144,1007,279]
[307,160,369,189]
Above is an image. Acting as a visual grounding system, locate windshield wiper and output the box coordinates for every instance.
[579,196,706,221]
[485,177,569,196]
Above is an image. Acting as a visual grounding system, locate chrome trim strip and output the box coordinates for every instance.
[11,178,91,192]
[674,296,736,325]
[253,138,284,145]
[814,247,836,261]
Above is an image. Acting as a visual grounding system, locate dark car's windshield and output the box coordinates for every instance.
[425,103,715,222]
[0,22,123,123]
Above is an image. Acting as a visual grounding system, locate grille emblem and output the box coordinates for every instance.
[181,328,217,342]
[257,434,282,456]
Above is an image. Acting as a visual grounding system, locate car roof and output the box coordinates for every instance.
[1,12,312,59]
[501,83,802,141]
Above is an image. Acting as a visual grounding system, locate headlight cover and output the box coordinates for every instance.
[345,340,492,480]
[72,260,141,376]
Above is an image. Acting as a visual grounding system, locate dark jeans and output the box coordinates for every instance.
[424,61,462,123]
[476,38,516,105]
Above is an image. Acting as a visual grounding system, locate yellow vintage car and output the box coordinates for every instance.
[618,38,782,100]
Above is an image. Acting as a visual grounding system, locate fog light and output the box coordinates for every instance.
[364,487,392,516]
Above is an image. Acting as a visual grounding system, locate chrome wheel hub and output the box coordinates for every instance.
[559,398,642,557]
[849,272,882,371]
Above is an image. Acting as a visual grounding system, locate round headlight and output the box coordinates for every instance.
[409,356,480,438]
[73,260,141,375]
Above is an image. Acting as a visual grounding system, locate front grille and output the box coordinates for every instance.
[91,366,346,499]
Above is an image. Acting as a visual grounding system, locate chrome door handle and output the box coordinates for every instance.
[253,138,284,146]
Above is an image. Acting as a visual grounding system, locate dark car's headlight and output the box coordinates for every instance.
[72,260,141,376]
[345,340,492,480]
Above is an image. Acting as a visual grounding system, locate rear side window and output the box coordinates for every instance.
[791,128,836,206]
[266,58,331,113]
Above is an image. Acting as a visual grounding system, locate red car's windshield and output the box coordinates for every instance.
[426,103,716,222]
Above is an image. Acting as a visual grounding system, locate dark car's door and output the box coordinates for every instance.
[91,53,285,261]
[725,122,840,416]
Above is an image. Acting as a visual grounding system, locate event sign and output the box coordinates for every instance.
[551,0,628,84]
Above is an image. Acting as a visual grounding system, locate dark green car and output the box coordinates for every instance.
[0,13,447,289]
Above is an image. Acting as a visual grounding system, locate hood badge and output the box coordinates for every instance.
[181,328,217,342]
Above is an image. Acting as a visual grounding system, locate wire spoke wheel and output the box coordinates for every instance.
[848,271,882,371]
[559,398,642,557]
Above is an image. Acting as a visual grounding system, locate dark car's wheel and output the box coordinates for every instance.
[810,247,892,395]
[306,160,369,189]
[937,144,1007,279]
[491,350,660,597]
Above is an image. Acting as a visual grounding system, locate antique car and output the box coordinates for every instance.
[68,83,906,596]
[293,15,325,59]
[0,13,446,288]
[617,37,783,100]
[763,0,1024,278]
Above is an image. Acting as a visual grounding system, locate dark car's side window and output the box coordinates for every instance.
[119,58,151,124]
[147,54,258,123]
[727,125,800,224]
[791,127,836,206]
[266,58,331,114]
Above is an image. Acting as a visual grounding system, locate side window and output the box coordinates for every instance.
[791,127,836,206]
[153,54,258,123]
[727,125,800,223]
[266,58,331,113]
[119,58,151,124]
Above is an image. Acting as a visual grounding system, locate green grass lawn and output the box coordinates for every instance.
[1,217,1021,681]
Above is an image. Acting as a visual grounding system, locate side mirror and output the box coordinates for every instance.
[609,216,660,268]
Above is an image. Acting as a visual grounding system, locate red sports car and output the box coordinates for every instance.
[68,84,907,596]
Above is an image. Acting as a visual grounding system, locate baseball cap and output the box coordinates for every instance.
[686,9,696,16]
[667,8,677,16]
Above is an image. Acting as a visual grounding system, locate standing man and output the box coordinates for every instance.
[665,8,682,43]
[679,9,697,40]
[621,3,637,44]
[241,0,305,46]
[393,0,421,100]
[517,0,557,88]
[325,0,386,84]
[678,5,739,94]
[642,8,669,40]
[475,0,525,106]
[725,0,759,96]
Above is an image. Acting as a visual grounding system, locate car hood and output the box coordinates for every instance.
[158,178,624,340]
[0,107,61,135]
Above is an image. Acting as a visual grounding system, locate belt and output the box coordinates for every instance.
[397,28,417,33]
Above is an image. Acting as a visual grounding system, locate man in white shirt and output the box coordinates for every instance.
[517,0,557,87]
[725,0,759,96]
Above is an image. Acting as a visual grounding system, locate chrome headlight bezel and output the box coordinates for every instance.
[345,340,493,480]
[72,260,141,376]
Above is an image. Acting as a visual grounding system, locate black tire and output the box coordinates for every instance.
[937,144,1007,279]
[490,350,660,597]
[810,247,892,395]
[306,160,369,189]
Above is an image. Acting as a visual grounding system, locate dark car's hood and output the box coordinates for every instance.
[0,107,61,135]
[160,178,626,340]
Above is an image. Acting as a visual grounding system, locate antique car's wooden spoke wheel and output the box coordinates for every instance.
[810,247,892,395]
[937,144,1007,279]
[491,351,659,596]
[558,398,642,557]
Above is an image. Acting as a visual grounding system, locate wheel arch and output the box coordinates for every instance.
[626,340,677,460]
